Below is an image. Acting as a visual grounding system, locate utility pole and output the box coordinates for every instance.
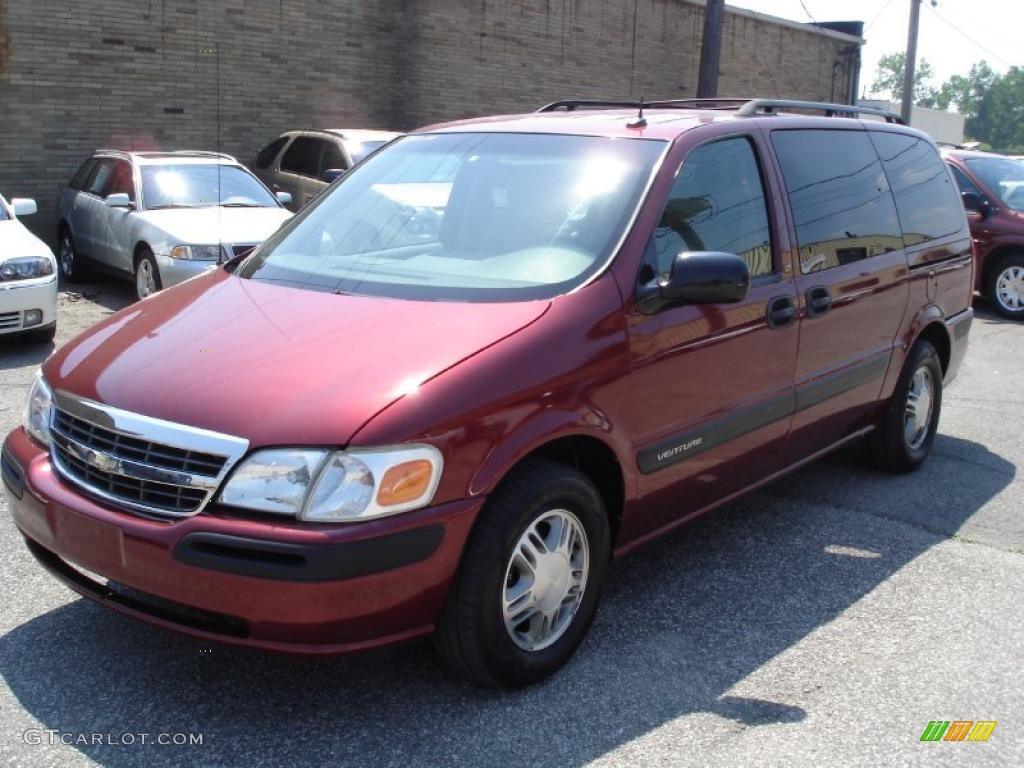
[900,0,922,123]
[697,0,725,98]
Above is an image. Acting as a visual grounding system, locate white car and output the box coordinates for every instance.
[0,194,57,342]
[57,150,294,299]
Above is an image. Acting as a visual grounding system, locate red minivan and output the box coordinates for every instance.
[3,99,973,687]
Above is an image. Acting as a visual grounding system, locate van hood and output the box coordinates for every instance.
[44,270,549,446]
[135,206,293,246]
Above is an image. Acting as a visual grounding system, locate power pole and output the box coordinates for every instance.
[900,0,922,123]
[697,0,725,98]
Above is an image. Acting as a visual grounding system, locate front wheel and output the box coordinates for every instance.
[987,255,1024,320]
[867,339,943,472]
[434,458,610,688]
[134,248,162,300]
[58,229,85,283]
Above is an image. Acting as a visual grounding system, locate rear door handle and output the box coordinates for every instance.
[806,286,832,318]
[766,295,797,329]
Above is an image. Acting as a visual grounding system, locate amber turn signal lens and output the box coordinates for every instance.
[377,459,433,506]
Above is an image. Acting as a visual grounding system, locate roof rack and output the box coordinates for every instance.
[536,97,905,124]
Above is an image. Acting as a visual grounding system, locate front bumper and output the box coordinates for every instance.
[0,276,57,335]
[154,255,218,289]
[2,427,483,654]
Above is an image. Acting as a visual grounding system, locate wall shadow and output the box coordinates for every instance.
[0,435,1012,767]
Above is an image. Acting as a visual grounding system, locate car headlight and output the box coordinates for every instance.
[219,444,443,522]
[23,372,53,447]
[1,256,54,281]
[169,245,226,261]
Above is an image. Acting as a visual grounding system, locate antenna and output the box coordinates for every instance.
[627,96,647,128]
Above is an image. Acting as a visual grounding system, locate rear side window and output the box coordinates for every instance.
[70,159,96,190]
[654,136,773,278]
[254,137,289,169]
[281,137,324,177]
[870,132,963,245]
[772,130,902,274]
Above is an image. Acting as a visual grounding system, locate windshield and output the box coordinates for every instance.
[965,157,1024,212]
[346,139,388,165]
[141,164,278,209]
[239,132,665,301]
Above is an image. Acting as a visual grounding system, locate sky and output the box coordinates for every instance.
[725,0,1021,97]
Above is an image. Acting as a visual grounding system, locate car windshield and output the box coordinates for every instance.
[141,164,278,209]
[239,132,666,301]
[964,157,1024,212]
[346,139,388,165]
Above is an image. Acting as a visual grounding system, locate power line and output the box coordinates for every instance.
[865,0,894,32]
[797,0,816,23]
[928,4,1011,69]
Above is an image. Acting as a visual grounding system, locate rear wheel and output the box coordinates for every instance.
[58,228,85,283]
[987,255,1024,320]
[434,458,610,688]
[134,248,162,300]
[868,339,943,472]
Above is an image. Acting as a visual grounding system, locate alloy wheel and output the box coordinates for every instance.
[995,265,1024,312]
[502,508,589,652]
[59,236,74,278]
[136,259,157,298]
[904,365,935,450]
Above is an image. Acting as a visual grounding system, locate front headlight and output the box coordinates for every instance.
[169,245,225,261]
[1,256,54,281]
[23,372,53,447]
[219,444,443,523]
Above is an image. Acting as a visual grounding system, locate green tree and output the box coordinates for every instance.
[978,66,1024,151]
[871,52,937,105]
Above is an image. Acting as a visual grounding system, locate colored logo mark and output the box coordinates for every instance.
[920,720,997,742]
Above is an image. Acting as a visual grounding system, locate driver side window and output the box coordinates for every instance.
[654,136,773,278]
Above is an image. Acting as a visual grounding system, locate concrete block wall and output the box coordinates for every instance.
[0,0,861,245]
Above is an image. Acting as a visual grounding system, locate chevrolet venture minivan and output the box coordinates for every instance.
[3,99,973,688]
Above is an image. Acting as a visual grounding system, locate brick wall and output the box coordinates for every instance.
[0,0,861,245]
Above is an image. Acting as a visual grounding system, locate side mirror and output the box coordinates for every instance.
[10,198,37,217]
[275,191,293,206]
[105,192,133,209]
[962,191,988,217]
[321,168,346,184]
[660,251,751,305]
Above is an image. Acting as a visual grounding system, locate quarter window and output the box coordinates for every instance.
[654,136,773,278]
[772,129,902,273]
[281,137,324,177]
[869,132,963,245]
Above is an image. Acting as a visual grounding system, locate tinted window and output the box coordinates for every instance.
[255,137,289,169]
[772,130,902,273]
[70,159,96,190]
[870,132,962,245]
[964,156,1024,212]
[949,164,982,198]
[85,160,115,196]
[654,136,773,277]
[321,142,347,174]
[240,133,666,301]
[281,137,323,176]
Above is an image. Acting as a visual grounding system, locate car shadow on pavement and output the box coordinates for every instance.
[0,434,1014,767]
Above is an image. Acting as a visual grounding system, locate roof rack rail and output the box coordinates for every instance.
[537,97,906,124]
[735,99,905,124]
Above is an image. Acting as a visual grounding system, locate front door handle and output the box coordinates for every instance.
[766,295,797,329]
[806,286,832,318]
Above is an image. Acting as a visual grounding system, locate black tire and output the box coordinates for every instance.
[134,247,162,300]
[868,339,943,472]
[434,458,611,688]
[57,227,86,283]
[986,254,1024,320]
[18,322,57,344]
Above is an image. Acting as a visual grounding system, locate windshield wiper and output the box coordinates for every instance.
[147,203,195,210]
[220,202,263,208]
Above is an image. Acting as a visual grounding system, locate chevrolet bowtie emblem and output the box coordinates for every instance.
[83,447,120,473]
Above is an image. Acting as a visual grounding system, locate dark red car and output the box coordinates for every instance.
[943,148,1024,319]
[3,99,973,687]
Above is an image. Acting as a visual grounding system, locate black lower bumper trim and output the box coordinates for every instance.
[1,444,25,499]
[172,524,445,582]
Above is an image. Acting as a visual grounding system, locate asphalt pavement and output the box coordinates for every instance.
[0,281,1021,767]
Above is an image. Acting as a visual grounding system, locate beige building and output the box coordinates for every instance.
[0,0,864,242]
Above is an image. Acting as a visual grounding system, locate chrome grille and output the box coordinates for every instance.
[48,391,249,520]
